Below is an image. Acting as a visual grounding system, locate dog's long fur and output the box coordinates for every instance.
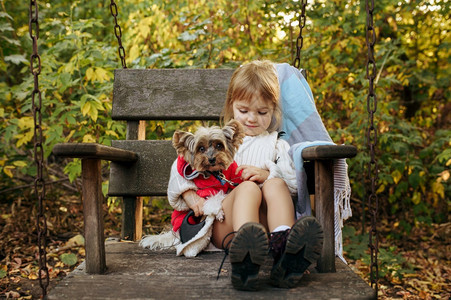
[140,120,244,257]
[172,119,244,173]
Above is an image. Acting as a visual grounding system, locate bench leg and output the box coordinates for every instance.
[314,159,336,273]
[82,159,106,274]
[122,197,135,240]
[121,197,143,241]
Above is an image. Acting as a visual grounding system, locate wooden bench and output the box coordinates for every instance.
[53,68,356,274]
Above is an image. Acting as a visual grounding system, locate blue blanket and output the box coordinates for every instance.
[275,63,352,260]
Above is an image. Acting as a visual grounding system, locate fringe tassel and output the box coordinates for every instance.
[333,159,353,263]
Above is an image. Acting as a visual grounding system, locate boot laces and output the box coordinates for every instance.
[216,231,236,280]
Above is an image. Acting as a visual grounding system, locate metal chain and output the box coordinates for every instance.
[293,0,307,69]
[110,0,127,68]
[29,0,49,296]
[365,0,379,294]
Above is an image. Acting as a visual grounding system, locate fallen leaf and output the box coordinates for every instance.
[5,291,21,298]
[60,253,78,266]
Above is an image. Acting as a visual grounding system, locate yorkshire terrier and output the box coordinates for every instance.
[139,120,245,257]
[172,119,245,193]
[171,120,244,240]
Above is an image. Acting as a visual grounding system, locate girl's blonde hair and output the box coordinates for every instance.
[221,60,281,133]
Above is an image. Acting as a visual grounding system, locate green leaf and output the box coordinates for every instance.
[4,55,28,65]
[0,12,13,20]
[0,23,13,32]
[408,172,421,189]
[60,253,78,266]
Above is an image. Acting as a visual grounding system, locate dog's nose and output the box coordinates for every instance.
[209,157,216,165]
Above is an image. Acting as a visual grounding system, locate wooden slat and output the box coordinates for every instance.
[112,69,234,120]
[53,143,138,162]
[108,140,176,197]
[47,242,377,299]
[302,145,357,160]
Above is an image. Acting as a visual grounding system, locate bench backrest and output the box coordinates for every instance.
[108,69,234,197]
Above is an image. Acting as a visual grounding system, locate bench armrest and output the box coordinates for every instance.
[302,145,357,160]
[53,143,138,162]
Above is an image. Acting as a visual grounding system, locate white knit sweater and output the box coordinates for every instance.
[167,131,297,210]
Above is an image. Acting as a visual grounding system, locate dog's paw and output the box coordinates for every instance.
[216,209,224,222]
[203,192,225,216]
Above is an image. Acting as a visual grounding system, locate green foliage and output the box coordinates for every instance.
[0,1,449,232]
[0,266,6,279]
[343,226,415,280]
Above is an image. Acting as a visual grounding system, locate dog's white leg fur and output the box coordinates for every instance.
[140,188,226,257]
[202,191,225,221]
[175,192,226,257]
[139,230,179,250]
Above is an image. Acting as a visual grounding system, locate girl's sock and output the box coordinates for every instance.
[272,225,291,233]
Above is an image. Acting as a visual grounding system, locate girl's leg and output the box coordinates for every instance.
[261,178,295,231]
[212,181,268,291]
[262,178,323,288]
[211,181,262,249]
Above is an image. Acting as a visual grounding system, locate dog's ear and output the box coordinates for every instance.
[172,130,195,157]
[222,119,245,150]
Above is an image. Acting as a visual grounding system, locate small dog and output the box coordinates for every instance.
[171,119,245,233]
[172,119,245,196]
[140,120,245,257]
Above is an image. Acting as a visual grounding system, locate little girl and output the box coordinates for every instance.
[167,60,323,290]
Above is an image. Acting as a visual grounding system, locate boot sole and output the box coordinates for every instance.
[270,216,324,288]
[229,222,268,291]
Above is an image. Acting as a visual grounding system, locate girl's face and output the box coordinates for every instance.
[232,96,273,136]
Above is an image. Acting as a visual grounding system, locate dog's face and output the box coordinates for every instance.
[172,120,244,172]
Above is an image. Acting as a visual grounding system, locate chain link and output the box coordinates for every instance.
[365,0,379,294]
[110,0,127,68]
[29,0,49,296]
[293,0,307,69]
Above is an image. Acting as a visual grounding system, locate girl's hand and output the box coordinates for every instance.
[182,190,206,217]
[236,165,269,184]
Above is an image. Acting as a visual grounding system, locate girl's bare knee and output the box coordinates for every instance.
[236,180,261,195]
[263,177,286,188]
[262,178,289,195]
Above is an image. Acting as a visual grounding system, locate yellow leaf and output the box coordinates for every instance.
[105,130,119,139]
[432,181,445,198]
[3,166,15,178]
[324,63,337,78]
[82,134,96,143]
[13,161,28,167]
[129,44,140,63]
[86,67,95,82]
[15,130,34,148]
[64,130,76,142]
[139,18,151,38]
[439,170,450,181]
[82,102,91,116]
[0,108,4,118]
[411,192,421,205]
[376,184,385,194]
[94,67,109,83]
[392,169,403,184]
[89,105,98,122]
[18,117,34,129]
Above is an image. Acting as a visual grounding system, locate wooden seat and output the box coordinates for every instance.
[53,68,357,275]
[47,241,376,299]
